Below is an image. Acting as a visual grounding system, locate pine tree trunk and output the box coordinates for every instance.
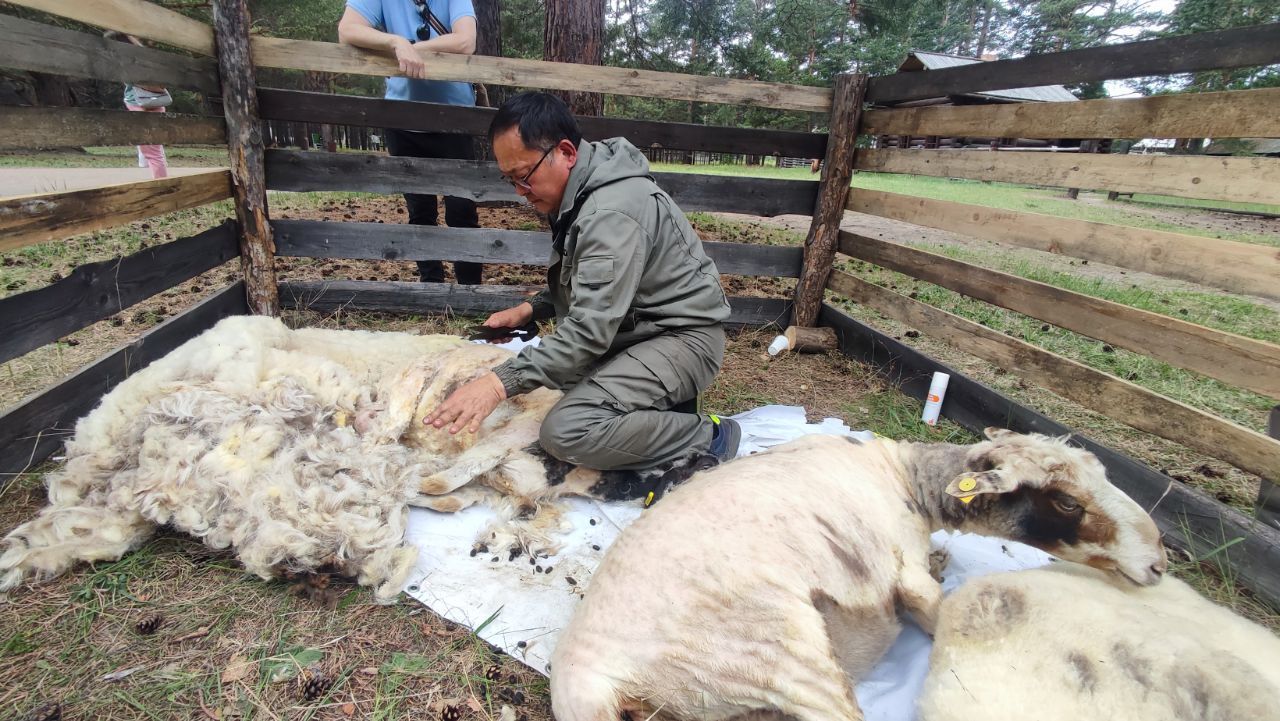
[544,0,604,116]
[474,0,503,107]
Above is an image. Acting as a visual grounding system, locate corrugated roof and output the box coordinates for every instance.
[901,51,1079,103]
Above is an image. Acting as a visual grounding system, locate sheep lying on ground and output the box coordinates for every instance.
[550,429,1167,721]
[918,563,1280,721]
[0,316,700,601]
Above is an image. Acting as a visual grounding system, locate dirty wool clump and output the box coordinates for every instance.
[0,316,556,601]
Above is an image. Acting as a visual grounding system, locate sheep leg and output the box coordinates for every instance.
[0,506,153,590]
[408,486,490,513]
[417,442,515,496]
[897,564,944,636]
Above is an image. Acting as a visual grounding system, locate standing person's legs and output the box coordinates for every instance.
[384,129,482,284]
[539,325,726,471]
[126,104,168,179]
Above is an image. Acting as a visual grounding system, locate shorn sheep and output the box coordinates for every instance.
[0,316,696,602]
[918,563,1280,721]
[550,430,1167,721]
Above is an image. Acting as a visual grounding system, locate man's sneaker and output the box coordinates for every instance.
[707,414,741,462]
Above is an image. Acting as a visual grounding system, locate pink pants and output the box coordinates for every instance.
[125,104,168,179]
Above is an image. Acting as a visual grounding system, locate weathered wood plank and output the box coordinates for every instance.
[0,283,248,480]
[0,221,238,366]
[1262,408,1280,529]
[264,150,818,217]
[827,270,1280,481]
[862,87,1280,140]
[0,107,226,150]
[837,230,1280,400]
[854,149,1280,205]
[279,280,790,327]
[214,0,277,317]
[819,301,1280,611]
[847,189,1280,301]
[866,24,1280,104]
[256,88,829,158]
[0,171,233,252]
[250,36,832,113]
[272,219,802,277]
[794,73,867,327]
[0,15,219,93]
[4,0,216,55]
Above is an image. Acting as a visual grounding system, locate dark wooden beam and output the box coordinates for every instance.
[264,150,819,217]
[0,15,220,93]
[0,107,226,150]
[272,219,802,277]
[256,88,828,158]
[279,280,790,327]
[819,301,1280,611]
[0,283,248,481]
[0,221,238,366]
[793,73,867,327]
[867,23,1280,104]
[1262,407,1280,531]
[213,0,278,316]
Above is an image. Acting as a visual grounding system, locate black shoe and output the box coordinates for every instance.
[708,415,741,462]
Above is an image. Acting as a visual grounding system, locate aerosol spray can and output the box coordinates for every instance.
[921,371,950,426]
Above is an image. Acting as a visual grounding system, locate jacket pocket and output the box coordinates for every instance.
[576,255,615,288]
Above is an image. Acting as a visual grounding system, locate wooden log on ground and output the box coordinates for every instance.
[264,150,818,217]
[4,0,217,55]
[0,171,232,252]
[256,88,828,159]
[793,73,867,327]
[784,325,838,353]
[250,37,833,113]
[0,283,248,481]
[272,219,802,277]
[866,24,1280,104]
[819,301,1280,611]
[854,149,1280,206]
[837,230,1280,400]
[0,221,238,366]
[0,15,219,93]
[0,107,226,150]
[862,87,1280,140]
[826,269,1280,481]
[213,0,278,316]
[279,280,791,328]
[847,189,1280,302]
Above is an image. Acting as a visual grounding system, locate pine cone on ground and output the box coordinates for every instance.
[135,615,163,635]
[484,664,502,681]
[300,669,335,701]
[20,703,61,721]
[440,704,462,721]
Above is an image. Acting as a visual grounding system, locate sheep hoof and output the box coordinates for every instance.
[928,549,951,583]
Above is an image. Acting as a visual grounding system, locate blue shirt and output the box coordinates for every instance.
[345,0,476,106]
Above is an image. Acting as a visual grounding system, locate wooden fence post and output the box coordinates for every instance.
[213,0,278,316]
[1261,406,1280,531]
[792,73,867,327]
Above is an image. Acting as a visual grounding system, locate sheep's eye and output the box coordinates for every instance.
[1052,494,1082,514]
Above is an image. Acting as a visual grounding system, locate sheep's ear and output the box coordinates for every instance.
[984,427,1016,441]
[945,470,1015,502]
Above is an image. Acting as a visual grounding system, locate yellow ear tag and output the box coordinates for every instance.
[334,411,348,427]
[958,477,978,492]
[644,491,655,508]
[958,494,976,505]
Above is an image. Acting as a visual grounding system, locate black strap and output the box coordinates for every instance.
[413,0,450,37]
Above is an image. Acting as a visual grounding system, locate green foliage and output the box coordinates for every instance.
[1133,0,1280,93]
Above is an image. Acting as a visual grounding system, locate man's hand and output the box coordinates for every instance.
[393,37,428,79]
[485,302,534,330]
[424,371,506,434]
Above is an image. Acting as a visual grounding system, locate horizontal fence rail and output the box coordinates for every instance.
[0,221,238,366]
[854,149,1280,206]
[0,15,220,94]
[819,301,1280,610]
[826,270,1280,481]
[0,282,248,480]
[5,0,216,55]
[251,38,833,113]
[866,23,1280,104]
[256,89,828,159]
[847,190,1280,301]
[0,171,233,252]
[264,150,818,217]
[0,107,227,150]
[272,219,803,277]
[862,87,1280,140]
[836,230,1280,400]
[279,280,792,328]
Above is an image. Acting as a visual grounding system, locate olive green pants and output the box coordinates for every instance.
[538,325,725,471]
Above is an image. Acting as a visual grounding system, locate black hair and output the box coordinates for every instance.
[487,92,582,150]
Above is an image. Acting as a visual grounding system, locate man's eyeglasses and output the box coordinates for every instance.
[413,0,448,41]
[506,145,555,191]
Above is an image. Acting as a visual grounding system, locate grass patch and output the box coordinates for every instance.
[0,146,228,169]
[1123,193,1280,216]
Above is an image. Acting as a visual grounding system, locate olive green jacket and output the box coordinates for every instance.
[493,138,729,396]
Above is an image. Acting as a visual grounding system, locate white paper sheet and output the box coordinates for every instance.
[402,405,1051,720]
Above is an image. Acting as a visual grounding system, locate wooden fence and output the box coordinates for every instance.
[1,0,1278,607]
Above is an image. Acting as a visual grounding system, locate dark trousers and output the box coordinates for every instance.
[384,129,482,284]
